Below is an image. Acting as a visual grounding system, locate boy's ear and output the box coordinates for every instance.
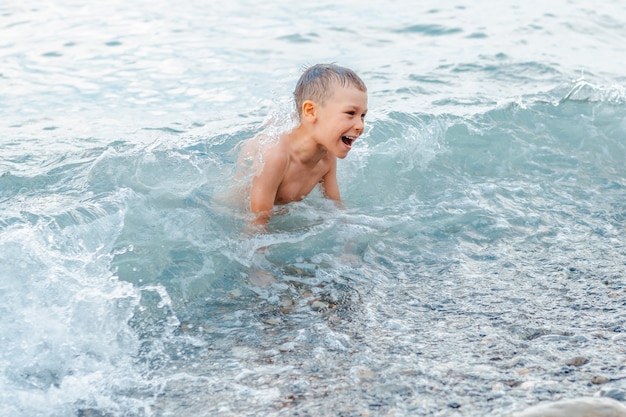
[301,100,317,121]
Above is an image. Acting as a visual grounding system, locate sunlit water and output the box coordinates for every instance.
[2,1,626,416]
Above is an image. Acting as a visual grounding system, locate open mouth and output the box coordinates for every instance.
[341,136,355,147]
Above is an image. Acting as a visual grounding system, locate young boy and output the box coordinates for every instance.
[238,63,368,229]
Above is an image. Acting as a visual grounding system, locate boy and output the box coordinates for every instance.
[239,63,368,229]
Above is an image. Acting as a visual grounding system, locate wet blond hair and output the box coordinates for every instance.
[293,63,367,117]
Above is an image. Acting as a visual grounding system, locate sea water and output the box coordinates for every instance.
[1,1,626,416]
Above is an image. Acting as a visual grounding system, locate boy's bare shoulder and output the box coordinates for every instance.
[239,134,280,160]
[241,134,290,172]
[260,136,291,173]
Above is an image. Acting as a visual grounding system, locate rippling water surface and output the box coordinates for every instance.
[2,1,626,416]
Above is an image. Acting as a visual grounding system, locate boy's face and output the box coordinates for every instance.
[312,84,368,159]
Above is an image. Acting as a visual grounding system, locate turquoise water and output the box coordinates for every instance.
[2,1,626,416]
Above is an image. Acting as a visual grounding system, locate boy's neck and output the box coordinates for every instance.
[285,124,328,165]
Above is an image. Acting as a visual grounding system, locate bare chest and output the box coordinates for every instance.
[275,160,329,204]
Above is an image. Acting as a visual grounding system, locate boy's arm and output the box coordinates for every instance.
[321,158,341,201]
[249,151,288,228]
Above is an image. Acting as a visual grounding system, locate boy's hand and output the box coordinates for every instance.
[245,210,271,234]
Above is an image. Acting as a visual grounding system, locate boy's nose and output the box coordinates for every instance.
[355,118,364,133]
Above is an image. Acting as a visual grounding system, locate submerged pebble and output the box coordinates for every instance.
[510,397,626,417]
[566,356,589,367]
[592,376,612,385]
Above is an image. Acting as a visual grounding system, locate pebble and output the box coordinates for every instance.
[263,317,282,326]
[352,366,374,382]
[279,342,296,352]
[566,356,589,366]
[600,389,626,402]
[509,397,626,417]
[592,376,611,385]
[310,300,328,311]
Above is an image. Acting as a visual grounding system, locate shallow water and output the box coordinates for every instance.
[2,1,626,416]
